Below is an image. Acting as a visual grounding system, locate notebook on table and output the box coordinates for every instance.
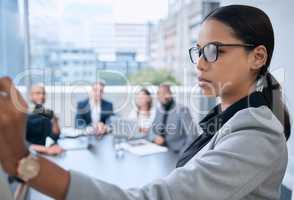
[58,127,95,151]
[124,139,168,156]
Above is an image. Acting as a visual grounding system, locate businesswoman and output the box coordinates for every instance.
[0,5,291,200]
[128,88,155,137]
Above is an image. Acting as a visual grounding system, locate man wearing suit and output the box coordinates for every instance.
[150,84,198,153]
[75,81,113,135]
[27,84,63,155]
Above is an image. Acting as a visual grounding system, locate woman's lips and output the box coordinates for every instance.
[198,77,212,87]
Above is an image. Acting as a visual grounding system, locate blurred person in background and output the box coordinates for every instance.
[150,84,198,153]
[128,88,155,138]
[26,84,63,155]
[75,81,113,135]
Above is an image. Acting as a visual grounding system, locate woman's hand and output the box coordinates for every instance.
[0,77,70,200]
[0,77,29,176]
[46,145,64,155]
[31,144,64,155]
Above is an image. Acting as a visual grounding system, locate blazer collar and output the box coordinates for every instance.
[199,91,268,136]
[176,91,268,168]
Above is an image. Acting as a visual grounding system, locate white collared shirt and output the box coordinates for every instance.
[90,99,101,125]
[128,109,155,129]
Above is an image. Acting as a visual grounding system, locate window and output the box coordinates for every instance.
[202,1,220,18]
[0,0,27,85]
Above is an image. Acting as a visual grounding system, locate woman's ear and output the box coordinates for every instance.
[249,45,268,71]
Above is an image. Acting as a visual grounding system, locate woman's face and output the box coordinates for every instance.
[196,19,256,98]
[136,91,151,109]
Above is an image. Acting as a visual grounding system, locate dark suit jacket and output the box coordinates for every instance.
[75,98,113,128]
[26,114,56,145]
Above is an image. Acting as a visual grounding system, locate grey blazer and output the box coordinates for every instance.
[66,106,288,200]
[148,103,199,153]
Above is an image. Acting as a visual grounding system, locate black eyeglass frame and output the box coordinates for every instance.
[189,42,256,64]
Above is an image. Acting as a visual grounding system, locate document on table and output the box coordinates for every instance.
[58,128,92,151]
[61,127,88,138]
[124,139,168,156]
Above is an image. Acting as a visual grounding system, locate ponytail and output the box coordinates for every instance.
[259,72,291,140]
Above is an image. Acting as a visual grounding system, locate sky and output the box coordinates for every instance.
[113,0,168,23]
[60,0,169,23]
[29,0,168,43]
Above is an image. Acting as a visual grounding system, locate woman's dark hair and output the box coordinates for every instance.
[136,88,153,113]
[204,5,291,140]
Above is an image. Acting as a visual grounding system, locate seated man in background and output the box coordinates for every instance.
[26,84,63,155]
[75,81,113,135]
[149,84,198,153]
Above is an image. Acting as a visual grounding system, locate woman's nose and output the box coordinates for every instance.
[196,56,208,72]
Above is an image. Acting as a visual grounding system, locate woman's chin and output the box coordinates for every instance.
[200,87,217,97]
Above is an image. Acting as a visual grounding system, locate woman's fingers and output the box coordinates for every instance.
[0,77,28,113]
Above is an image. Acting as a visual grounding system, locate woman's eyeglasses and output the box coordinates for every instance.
[189,42,256,64]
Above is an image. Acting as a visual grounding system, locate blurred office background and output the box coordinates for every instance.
[1,0,294,199]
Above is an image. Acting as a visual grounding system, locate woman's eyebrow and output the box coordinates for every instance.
[196,41,222,48]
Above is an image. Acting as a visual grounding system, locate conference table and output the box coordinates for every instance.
[28,134,180,200]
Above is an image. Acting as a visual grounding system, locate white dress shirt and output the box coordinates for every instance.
[90,99,101,125]
[128,109,155,129]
